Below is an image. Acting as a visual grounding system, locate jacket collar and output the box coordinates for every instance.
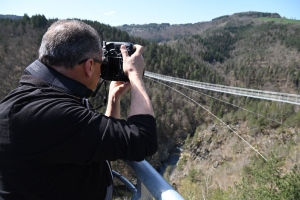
[23,60,93,98]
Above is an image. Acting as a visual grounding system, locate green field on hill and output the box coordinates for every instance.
[258,17,300,24]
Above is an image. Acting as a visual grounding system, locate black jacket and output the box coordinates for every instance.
[0,66,157,199]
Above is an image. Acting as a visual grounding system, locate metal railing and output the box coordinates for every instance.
[145,71,300,105]
[112,170,138,198]
[113,160,184,200]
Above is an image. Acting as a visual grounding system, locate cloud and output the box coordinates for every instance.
[104,11,116,16]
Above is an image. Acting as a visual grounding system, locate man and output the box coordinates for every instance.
[0,20,157,199]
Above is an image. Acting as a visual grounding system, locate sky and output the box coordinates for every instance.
[1,0,300,26]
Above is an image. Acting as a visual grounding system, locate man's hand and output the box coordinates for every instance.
[121,44,154,117]
[109,81,131,101]
[121,44,145,79]
[105,81,131,118]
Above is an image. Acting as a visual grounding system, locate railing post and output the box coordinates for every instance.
[126,160,185,200]
[135,178,153,200]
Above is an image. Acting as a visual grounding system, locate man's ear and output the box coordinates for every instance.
[83,59,93,78]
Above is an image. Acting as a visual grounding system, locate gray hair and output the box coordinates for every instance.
[39,20,101,69]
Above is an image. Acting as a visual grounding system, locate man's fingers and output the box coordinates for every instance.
[110,81,131,97]
[120,45,129,58]
[133,45,144,55]
[121,44,144,58]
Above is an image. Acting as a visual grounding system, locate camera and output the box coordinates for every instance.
[101,41,135,82]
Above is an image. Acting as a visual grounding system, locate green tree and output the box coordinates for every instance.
[234,155,300,200]
[31,14,48,28]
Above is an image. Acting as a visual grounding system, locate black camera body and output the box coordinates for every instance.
[101,41,135,82]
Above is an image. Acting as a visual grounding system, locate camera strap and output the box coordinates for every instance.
[24,60,93,98]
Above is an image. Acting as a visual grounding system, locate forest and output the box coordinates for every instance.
[0,12,299,199]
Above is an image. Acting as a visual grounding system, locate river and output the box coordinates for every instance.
[158,146,182,175]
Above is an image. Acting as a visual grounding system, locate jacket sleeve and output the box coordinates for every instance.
[8,95,158,165]
[94,114,158,162]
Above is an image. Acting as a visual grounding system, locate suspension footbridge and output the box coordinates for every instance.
[145,71,300,105]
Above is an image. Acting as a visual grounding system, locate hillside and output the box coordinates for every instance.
[0,12,300,199]
[117,11,300,199]
[0,14,22,20]
[117,11,282,42]
[119,11,300,94]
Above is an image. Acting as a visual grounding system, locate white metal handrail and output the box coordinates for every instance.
[113,160,184,199]
[126,160,184,200]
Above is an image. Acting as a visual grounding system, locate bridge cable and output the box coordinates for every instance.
[146,77,268,162]
[178,84,293,129]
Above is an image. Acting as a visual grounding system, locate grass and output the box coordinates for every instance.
[177,154,189,171]
[258,17,300,24]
